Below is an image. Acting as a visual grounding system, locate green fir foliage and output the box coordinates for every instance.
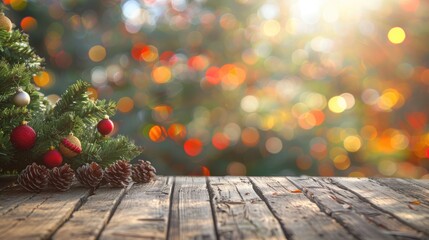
[0,8,142,174]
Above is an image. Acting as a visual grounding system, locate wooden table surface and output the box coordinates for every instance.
[0,177,428,240]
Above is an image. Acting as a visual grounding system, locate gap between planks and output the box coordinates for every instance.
[331,177,429,237]
[0,186,91,240]
[288,177,425,240]
[52,184,132,240]
[168,177,216,240]
[250,177,355,240]
[207,176,286,239]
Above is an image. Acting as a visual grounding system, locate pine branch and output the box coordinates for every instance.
[52,80,90,116]
[78,99,116,125]
[97,135,142,166]
[71,135,142,168]
[0,30,43,74]
[0,130,14,172]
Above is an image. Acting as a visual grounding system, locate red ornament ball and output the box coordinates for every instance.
[97,116,114,135]
[43,148,63,168]
[10,122,37,150]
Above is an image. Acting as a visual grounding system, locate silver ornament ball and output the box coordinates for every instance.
[13,90,31,107]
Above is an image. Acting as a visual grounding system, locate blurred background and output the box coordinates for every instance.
[3,0,429,177]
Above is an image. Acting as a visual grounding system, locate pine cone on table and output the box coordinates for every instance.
[75,162,104,189]
[48,164,75,192]
[104,160,132,187]
[132,160,156,183]
[17,163,49,192]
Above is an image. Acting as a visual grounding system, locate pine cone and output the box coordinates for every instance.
[132,160,157,183]
[48,164,75,192]
[17,163,49,192]
[104,160,132,187]
[75,162,104,189]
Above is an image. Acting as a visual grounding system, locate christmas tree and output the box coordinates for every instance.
[0,4,142,175]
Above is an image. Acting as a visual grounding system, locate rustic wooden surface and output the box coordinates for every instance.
[0,177,428,240]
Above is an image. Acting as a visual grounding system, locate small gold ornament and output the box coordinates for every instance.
[59,133,82,158]
[0,12,12,32]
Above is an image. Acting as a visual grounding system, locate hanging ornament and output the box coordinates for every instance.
[97,115,114,136]
[13,88,31,107]
[59,133,82,158]
[10,121,36,150]
[0,12,12,32]
[43,146,63,168]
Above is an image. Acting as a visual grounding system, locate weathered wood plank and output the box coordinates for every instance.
[251,177,354,240]
[0,187,90,239]
[289,177,424,240]
[168,177,216,240]
[376,178,429,206]
[100,177,173,240]
[406,179,429,190]
[53,185,131,240]
[208,176,285,240]
[0,185,35,216]
[332,177,429,236]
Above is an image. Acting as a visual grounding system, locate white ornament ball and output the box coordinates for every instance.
[13,90,31,107]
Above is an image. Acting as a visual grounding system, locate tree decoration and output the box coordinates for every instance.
[0,5,142,174]
[97,115,114,136]
[104,160,132,187]
[131,160,157,183]
[0,12,12,32]
[13,88,31,107]
[59,133,82,158]
[48,164,75,191]
[10,121,36,150]
[17,163,48,192]
[43,146,63,168]
[75,162,104,189]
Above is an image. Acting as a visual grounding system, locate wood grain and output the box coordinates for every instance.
[0,187,90,239]
[290,177,424,240]
[333,177,429,236]
[406,179,429,190]
[208,176,285,240]
[0,177,428,240]
[53,184,131,240]
[251,177,354,240]
[168,177,216,240]
[377,178,429,206]
[0,185,35,216]
[100,177,173,240]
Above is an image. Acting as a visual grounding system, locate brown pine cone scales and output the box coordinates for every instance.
[104,160,132,187]
[75,162,104,189]
[132,160,156,183]
[48,164,75,192]
[17,163,49,192]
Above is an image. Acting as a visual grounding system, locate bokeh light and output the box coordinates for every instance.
[152,66,172,84]
[149,125,167,143]
[116,97,134,113]
[388,27,406,44]
[33,71,52,88]
[20,16,37,31]
[88,45,106,62]
[184,138,203,157]
[13,0,429,177]
[168,124,187,141]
